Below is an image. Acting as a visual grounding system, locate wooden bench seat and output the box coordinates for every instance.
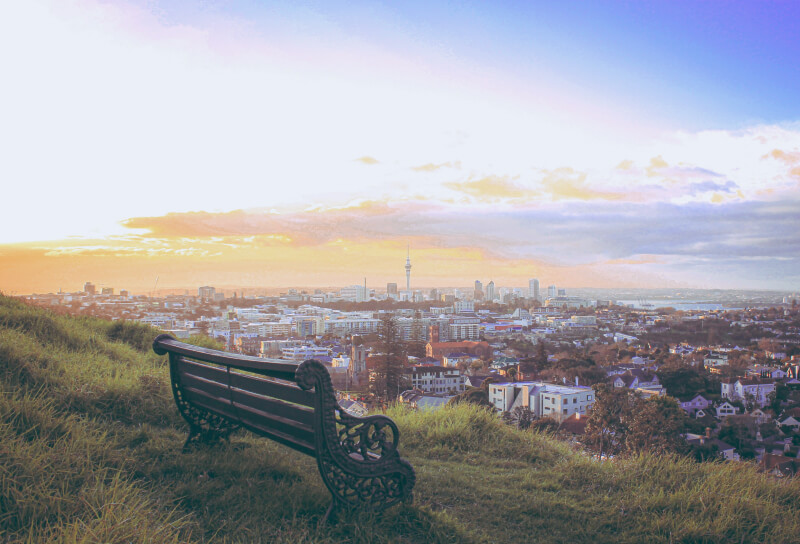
[152,334,415,520]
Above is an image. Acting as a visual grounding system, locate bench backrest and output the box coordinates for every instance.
[153,335,321,456]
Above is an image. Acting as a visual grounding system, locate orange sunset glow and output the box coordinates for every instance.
[1,1,799,294]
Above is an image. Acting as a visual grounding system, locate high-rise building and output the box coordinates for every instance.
[474,280,483,300]
[101,287,113,296]
[548,285,557,298]
[387,283,398,296]
[198,286,216,300]
[558,288,567,296]
[529,279,540,300]
[405,246,412,292]
[83,282,96,296]
[486,281,496,301]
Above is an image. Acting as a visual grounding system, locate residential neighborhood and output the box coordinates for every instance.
[21,283,800,474]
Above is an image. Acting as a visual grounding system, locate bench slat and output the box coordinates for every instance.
[231,389,315,427]
[182,386,239,421]
[235,406,316,444]
[178,372,229,399]
[236,420,316,457]
[156,337,299,381]
[177,357,228,384]
[177,357,316,408]
[229,372,316,408]
[180,386,317,455]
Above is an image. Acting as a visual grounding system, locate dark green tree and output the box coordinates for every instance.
[623,396,688,455]
[370,314,407,402]
[585,384,634,458]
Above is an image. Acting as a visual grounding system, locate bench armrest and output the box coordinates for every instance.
[336,412,400,462]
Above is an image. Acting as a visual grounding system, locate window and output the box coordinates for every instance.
[573,398,577,404]
[563,408,568,414]
[563,399,567,404]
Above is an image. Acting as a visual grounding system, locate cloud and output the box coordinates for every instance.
[686,180,738,195]
[616,160,634,170]
[762,149,800,165]
[412,161,461,172]
[540,168,623,201]
[354,156,379,165]
[445,175,538,200]
[6,194,800,291]
[762,149,800,180]
[646,156,669,177]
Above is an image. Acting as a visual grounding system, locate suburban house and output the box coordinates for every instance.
[426,340,491,362]
[703,352,728,369]
[778,407,800,429]
[748,408,772,425]
[559,412,589,435]
[407,365,466,395]
[721,378,776,408]
[716,401,739,418]
[610,370,660,390]
[746,365,787,380]
[759,453,800,477]
[442,352,477,368]
[670,345,696,356]
[488,381,595,422]
[337,399,369,417]
[678,394,712,417]
[685,432,739,461]
[397,389,452,411]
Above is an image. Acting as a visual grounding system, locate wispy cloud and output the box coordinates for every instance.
[412,161,461,172]
[354,156,379,165]
[445,175,538,201]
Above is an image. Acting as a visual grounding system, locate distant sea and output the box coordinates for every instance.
[615,300,749,311]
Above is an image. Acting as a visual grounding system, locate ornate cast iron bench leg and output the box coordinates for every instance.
[296,360,416,521]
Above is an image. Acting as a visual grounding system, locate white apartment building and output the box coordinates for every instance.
[339,285,369,302]
[409,366,466,394]
[449,317,481,341]
[488,381,595,423]
[453,300,475,313]
[281,345,331,361]
[324,317,381,336]
[138,315,175,328]
[260,339,302,357]
[258,322,293,337]
[721,378,776,408]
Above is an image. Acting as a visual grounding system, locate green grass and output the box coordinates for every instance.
[1,294,799,543]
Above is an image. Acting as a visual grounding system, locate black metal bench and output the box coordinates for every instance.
[152,334,415,520]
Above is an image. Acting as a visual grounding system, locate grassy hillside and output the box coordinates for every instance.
[1,295,799,543]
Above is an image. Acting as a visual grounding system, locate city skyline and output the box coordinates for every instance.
[2,1,800,294]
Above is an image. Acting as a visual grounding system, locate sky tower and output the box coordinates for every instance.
[405,245,412,292]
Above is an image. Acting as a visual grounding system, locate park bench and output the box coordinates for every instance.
[152,334,415,521]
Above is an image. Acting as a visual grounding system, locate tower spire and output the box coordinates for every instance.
[405,244,412,293]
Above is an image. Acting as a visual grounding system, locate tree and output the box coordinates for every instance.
[535,341,549,369]
[767,382,789,414]
[506,366,518,382]
[370,314,407,402]
[447,377,497,408]
[656,365,706,398]
[585,384,634,458]
[506,406,534,430]
[623,396,688,455]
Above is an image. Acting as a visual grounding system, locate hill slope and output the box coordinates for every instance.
[1,295,799,543]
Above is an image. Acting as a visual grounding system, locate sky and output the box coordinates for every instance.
[1,0,799,294]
